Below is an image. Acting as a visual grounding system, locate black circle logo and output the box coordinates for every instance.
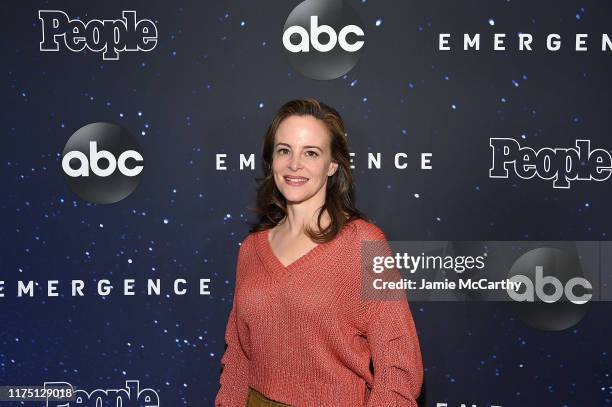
[506,248,592,331]
[282,0,365,80]
[61,122,144,204]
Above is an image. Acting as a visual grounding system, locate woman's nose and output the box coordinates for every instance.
[288,154,302,171]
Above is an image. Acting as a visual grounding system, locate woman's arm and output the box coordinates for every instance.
[365,297,423,406]
[360,223,424,406]
[214,239,251,406]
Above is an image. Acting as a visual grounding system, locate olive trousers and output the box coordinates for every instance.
[246,387,292,407]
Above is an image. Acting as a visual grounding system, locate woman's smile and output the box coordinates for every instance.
[283,175,309,186]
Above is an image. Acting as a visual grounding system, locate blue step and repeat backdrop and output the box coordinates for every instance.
[1,0,612,406]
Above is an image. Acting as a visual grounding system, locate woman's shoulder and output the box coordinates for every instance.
[239,229,266,252]
[344,218,387,242]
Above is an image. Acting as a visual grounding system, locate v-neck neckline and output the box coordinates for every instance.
[257,228,335,281]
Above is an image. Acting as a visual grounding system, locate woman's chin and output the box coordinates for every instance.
[282,192,311,205]
[285,196,308,205]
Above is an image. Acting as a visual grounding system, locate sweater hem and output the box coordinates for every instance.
[249,366,368,407]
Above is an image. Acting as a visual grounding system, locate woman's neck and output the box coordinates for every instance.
[280,204,331,237]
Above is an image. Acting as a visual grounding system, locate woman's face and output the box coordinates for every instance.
[272,115,338,205]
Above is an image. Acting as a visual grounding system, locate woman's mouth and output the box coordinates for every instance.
[283,176,309,186]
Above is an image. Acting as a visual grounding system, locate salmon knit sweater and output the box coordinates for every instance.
[215,219,423,406]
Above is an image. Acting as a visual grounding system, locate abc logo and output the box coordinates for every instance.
[62,141,143,177]
[61,122,144,204]
[282,0,365,80]
[508,266,592,304]
[507,247,592,331]
[283,16,364,53]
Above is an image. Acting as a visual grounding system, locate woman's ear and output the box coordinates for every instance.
[328,162,339,176]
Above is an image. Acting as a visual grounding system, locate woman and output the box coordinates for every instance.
[215,99,423,406]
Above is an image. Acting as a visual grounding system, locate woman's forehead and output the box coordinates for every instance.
[275,115,330,146]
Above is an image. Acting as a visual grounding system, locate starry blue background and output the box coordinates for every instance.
[1,0,612,406]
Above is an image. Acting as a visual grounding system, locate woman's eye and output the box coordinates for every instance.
[305,151,319,158]
[277,148,289,155]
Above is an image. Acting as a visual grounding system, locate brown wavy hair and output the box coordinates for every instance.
[249,99,366,243]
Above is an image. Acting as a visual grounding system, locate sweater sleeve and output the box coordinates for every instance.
[361,224,423,406]
[365,296,423,406]
[214,238,251,406]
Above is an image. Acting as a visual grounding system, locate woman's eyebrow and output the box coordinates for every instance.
[275,143,323,151]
